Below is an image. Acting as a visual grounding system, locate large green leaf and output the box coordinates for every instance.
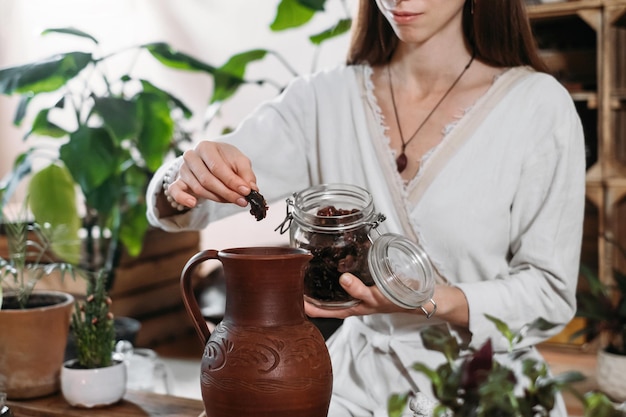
[119,203,149,257]
[136,92,174,172]
[42,27,99,44]
[93,96,141,143]
[297,0,326,11]
[140,79,193,119]
[121,164,149,207]
[309,18,352,45]
[28,108,68,138]
[28,164,81,264]
[143,42,216,73]
[60,127,119,194]
[85,175,123,218]
[271,0,317,31]
[211,50,267,103]
[0,51,92,95]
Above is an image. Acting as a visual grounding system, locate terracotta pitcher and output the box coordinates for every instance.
[180,247,333,417]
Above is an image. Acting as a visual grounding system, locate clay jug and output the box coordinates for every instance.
[180,247,333,417]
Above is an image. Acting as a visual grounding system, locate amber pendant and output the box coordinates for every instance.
[396,152,408,173]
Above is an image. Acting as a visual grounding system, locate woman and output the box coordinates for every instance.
[147,0,585,415]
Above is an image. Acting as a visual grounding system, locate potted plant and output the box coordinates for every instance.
[61,269,125,408]
[0,211,79,400]
[0,27,210,278]
[573,237,626,404]
[387,315,623,417]
[0,3,351,345]
[0,1,351,278]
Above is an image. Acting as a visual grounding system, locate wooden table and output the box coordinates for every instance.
[7,390,205,417]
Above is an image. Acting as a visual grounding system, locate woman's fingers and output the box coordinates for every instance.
[167,142,258,208]
[304,273,405,319]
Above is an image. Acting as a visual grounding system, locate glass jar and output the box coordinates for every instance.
[277,183,435,310]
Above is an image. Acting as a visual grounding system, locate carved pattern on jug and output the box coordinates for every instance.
[201,322,330,393]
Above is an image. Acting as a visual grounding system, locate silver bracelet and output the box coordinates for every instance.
[419,298,437,319]
[162,159,186,211]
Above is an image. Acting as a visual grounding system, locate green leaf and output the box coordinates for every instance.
[584,391,624,417]
[271,0,317,31]
[29,108,68,138]
[121,165,149,207]
[548,370,586,386]
[136,92,174,172]
[220,49,268,78]
[297,0,326,11]
[143,42,216,73]
[119,203,149,257]
[42,27,99,44]
[412,362,443,387]
[14,95,33,126]
[1,150,33,207]
[92,96,141,143]
[387,392,409,417]
[85,175,122,217]
[210,50,267,103]
[28,164,81,264]
[140,79,193,119]
[0,51,92,95]
[60,127,119,194]
[485,314,515,347]
[420,325,460,362]
[309,18,352,45]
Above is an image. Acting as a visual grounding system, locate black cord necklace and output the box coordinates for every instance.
[387,54,475,173]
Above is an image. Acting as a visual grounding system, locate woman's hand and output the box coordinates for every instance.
[304,273,409,319]
[167,141,258,209]
[305,273,470,327]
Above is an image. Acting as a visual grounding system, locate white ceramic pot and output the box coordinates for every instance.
[61,359,127,408]
[597,349,626,403]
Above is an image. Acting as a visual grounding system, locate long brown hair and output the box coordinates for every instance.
[346,0,547,72]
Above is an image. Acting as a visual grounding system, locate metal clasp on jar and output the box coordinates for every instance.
[275,196,296,235]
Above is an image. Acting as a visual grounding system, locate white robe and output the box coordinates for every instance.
[146,64,586,416]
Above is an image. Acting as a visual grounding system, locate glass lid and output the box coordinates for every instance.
[368,233,435,309]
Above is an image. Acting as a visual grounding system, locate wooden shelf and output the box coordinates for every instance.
[527,0,604,19]
[571,90,598,108]
[528,0,626,343]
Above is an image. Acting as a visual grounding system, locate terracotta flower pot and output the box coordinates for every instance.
[0,291,74,399]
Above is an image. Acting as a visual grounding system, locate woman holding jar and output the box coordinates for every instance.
[147,0,585,415]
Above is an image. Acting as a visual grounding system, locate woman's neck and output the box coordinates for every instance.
[389,44,475,95]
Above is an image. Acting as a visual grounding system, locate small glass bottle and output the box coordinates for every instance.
[0,393,13,417]
[278,183,435,310]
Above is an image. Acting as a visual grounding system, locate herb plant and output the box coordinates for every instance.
[69,270,115,369]
[0,211,77,310]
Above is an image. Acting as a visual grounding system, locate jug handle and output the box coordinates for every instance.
[180,249,219,346]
